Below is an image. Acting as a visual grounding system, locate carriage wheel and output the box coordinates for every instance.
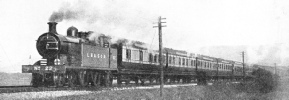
[149,78,153,84]
[134,77,139,85]
[78,70,88,87]
[183,77,187,83]
[156,78,160,84]
[125,80,130,85]
[140,79,145,86]
[171,77,175,84]
[117,74,122,86]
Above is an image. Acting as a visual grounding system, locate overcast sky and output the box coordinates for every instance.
[1,0,289,72]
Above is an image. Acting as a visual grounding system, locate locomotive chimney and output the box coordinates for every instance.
[48,22,58,34]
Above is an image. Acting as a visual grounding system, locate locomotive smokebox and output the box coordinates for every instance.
[48,22,58,34]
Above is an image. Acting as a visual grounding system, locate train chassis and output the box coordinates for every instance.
[31,70,241,87]
[31,69,114,87]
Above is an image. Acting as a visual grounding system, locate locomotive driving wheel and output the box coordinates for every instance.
[54,73,65,87]
[105,71,113,87]
[92,72,101,87]
[78,70,88,87]
[67,71,77,87]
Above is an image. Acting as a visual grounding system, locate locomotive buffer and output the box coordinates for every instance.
[153,16,166,97]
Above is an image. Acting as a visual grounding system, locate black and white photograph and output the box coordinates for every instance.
[0,0,289,99]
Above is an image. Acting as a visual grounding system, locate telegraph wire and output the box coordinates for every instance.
[0,43,13,69]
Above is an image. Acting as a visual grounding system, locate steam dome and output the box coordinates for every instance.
[67,26,78,37]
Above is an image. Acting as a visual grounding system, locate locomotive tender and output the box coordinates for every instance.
[22,22,250,87]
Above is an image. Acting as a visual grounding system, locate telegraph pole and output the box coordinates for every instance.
[216,59,219,81]
[154,16,166,97]
[274,63,277,75]
[242,51,245,79]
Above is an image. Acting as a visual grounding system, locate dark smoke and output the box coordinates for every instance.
[49,9,84,22]
[48,0,157,49]
[48,2,86,22]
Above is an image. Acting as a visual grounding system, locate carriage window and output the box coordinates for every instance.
[163,55,166,63]
[182,58,185,65]
[139,50,143,61]
[186,59,188,66]
[179,58,182,65]
[173,57,176,64]
[169,56,172,64]
[126,49,131,60]
[203,62,207,68]
[193,60,196,66]
[209,63,211,69]
[154,54,158,63]
[149,53,153,62]
[202,62,204,67]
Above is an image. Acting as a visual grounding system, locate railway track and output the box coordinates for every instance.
[0,80,240,94]
[0,82,195,94]
[0,85,104,94]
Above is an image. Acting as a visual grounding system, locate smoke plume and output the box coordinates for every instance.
[48,2,86,22]
[48,0,158,46]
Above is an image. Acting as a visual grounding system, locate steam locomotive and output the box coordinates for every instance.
[22,22,253,87]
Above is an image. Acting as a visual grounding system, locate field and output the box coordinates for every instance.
[45,82,273,100]
[0,72,31,86]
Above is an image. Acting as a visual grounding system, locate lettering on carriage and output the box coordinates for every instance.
[86,53,106,59]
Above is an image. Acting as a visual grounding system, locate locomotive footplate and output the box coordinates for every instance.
[22,65,66,73]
